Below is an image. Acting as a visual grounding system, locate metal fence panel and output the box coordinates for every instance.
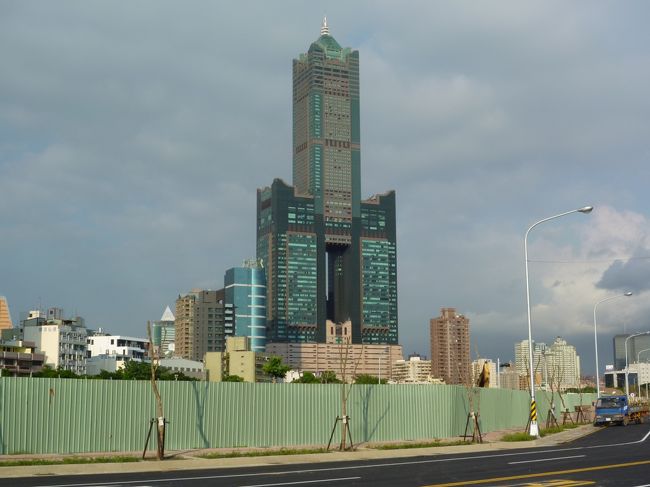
[0,378,595,454]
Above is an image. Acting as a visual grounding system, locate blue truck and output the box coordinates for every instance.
[593,395,649,426]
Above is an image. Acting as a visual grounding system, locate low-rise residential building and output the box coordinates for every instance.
[22,310,87,375]
[266,340,403,381]
[86,333,149,375]
[205,336,271,382]
[392,356,433,383]
[159,357,205,380]
[0,340,45,376]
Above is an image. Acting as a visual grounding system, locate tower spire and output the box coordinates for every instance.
[321,16,329,36]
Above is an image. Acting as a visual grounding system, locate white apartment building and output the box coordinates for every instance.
[22,312,87,375]
[514,339,546,377]
[515,337,580,390]
[86,334,148,375]
[391,356,433,383]
[545,337,580,390]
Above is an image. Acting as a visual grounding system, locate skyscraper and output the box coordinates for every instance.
[225,259,267,353]
[429,308,470,385]
[257,19,398,346]
[152,306,176,358]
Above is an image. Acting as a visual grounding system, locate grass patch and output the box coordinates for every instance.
[0,456,141,467]
[198,447,328,459]
[374,440,467,450]
[501,423,582,442]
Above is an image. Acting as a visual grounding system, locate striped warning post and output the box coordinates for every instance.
[530,400,538,422]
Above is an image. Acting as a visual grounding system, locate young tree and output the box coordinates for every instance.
[320,370,342,384]
[146,321,165,460]
[263,356,290,383]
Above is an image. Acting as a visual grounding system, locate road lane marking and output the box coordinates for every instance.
[508,455,585,465]
[242,478,361,487]
[421,459,650,486]
[32,424,650,487]
[520,481,595,486]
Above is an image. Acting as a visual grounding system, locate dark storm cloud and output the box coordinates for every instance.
[598,257,650,293]
[2,1,650,373]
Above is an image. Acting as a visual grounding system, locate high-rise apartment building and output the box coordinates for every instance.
[0,297,12,330]
[429,308,470,384]
[514,339,546,377]
[175,289,234,362]
[546,336,580,389]
[515,337,580,390]
[225,260,267,353]
[257,19,398,346]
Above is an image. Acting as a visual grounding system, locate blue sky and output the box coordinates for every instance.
[2,1,650,375]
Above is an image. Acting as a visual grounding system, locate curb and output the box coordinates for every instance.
[0,425,597,478]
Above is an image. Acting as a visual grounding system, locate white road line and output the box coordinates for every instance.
[242,477,361,487]
[507,454,585,465]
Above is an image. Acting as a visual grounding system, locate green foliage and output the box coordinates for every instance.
[374,439,466,450]
[198,447,328,459]
[262,356,291,382]
[34,365,82,379]
[319,370,341,384]
[223,374,244,382]
[565,386,597,393]
[34,362,197,381]
[354,374,386,384]
[500,423,580,442]
[0,456,140,467]
[293,371,320,383]
[500,432,536,442]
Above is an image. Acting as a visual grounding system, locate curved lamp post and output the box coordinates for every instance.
[524,206,593,437]
[625,331,650,397]
[593,292,633,398]
[636,348,650,397]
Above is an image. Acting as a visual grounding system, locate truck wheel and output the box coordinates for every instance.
[622,417,629,426]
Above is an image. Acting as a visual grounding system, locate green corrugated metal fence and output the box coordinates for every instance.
[0,378,595,454]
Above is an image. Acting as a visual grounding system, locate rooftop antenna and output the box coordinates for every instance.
[321,16,329,36]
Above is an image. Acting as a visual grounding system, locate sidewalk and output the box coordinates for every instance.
[0,424,598,478]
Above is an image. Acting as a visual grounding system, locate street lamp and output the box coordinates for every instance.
[625,331,650,397]
[524,206,593,437]
[636,348,650,397]
[593,292,633,398]
[639,348,650,398]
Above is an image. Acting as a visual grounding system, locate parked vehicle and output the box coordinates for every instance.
[594,395,649,426]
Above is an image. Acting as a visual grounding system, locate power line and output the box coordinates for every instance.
[528,255,650,264]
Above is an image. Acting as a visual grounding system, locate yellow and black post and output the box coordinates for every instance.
[529,399,539,437]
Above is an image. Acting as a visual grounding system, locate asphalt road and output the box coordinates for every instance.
[5,424,650,487]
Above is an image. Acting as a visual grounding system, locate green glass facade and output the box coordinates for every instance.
[257,22,397,345]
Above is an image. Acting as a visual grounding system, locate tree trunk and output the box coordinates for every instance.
[147,321,165,460]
